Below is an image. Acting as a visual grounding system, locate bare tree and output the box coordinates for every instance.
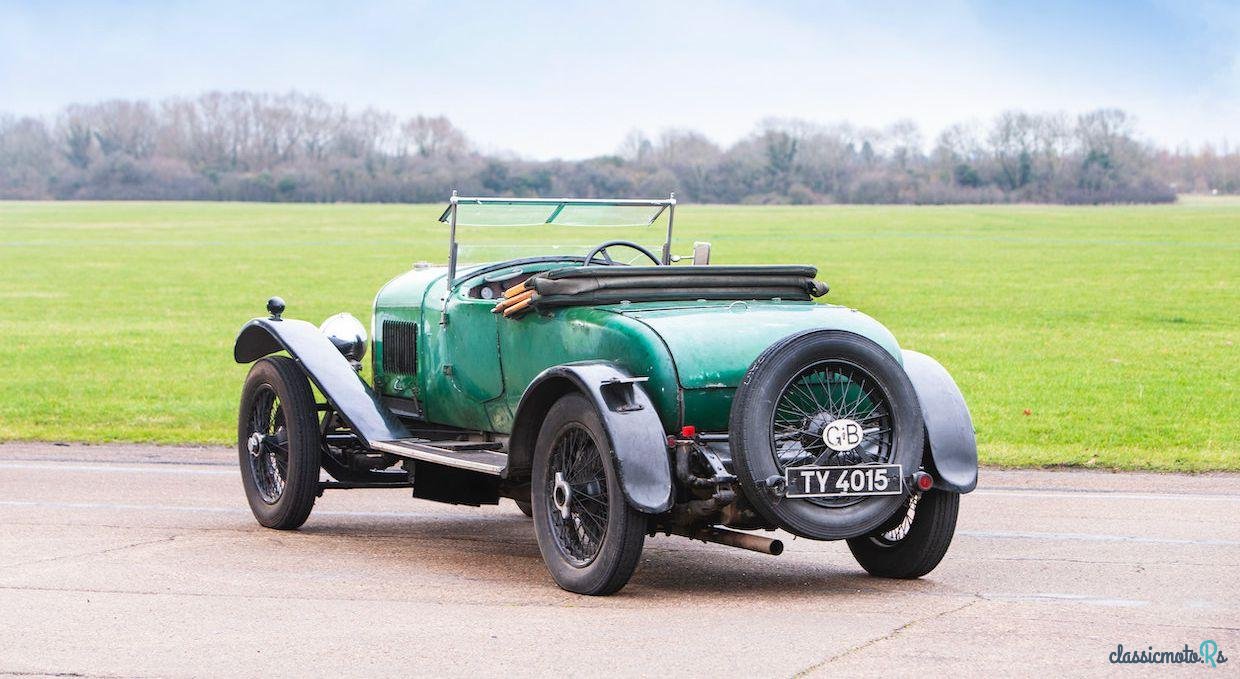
[0,115,55,195]
[400,115,469,159]
[0,92,1194,203]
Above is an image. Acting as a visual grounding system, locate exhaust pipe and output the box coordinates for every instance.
[691,526,784,556]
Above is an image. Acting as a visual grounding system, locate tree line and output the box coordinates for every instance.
[1,91,1236,204]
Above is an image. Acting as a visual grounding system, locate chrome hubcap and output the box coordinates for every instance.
[247,432,265,458]
[552,471,572,520]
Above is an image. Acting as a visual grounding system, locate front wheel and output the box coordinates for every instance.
[531,393,646,595]
[846,489,959,578]
[237,356,321,530]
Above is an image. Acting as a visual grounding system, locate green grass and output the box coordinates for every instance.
[1,199,1236,470]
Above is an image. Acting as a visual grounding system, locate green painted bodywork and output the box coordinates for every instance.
[372,263,901,435]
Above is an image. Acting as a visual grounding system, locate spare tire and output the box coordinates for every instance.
[730,330,924,540]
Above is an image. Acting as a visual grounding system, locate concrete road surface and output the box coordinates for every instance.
[1,443,1236,677]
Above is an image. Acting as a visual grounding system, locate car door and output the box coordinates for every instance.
[440,294,505,403]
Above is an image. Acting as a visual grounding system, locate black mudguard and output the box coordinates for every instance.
[507,362,673,514]
[234,317,409,446]
[901,350,978,493]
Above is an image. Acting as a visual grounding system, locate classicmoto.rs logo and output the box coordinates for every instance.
[1108,640,1227,667]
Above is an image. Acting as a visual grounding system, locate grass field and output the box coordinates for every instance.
[0,199,1236,470]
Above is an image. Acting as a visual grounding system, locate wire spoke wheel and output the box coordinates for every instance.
[531,392,646,595]
[770,359,896,509]
[730,331,924,540]
[245,384,290,504]
[545,423,610,566]
[237,356,320,530]
[874,492,920,545]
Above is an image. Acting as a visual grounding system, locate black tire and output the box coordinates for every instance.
[237,356,321,530]
[531,393,646,595]
[847,489,959,578]
[514,499,534,518]
[730,331,925,540]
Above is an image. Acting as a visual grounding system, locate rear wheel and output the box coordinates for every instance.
[847,489,959,578]
[514,499,534,518]
[531,393,645,595]
[238,356,321,530]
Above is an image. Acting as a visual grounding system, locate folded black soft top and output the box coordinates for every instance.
[541,265,818,280]
[518,265,828,310]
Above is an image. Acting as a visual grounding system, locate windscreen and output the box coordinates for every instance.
[443,200,666,227]
[440,199,671,271]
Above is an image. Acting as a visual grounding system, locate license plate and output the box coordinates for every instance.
[784,464,903,498]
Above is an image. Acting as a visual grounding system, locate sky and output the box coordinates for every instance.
[0,0,1236,159]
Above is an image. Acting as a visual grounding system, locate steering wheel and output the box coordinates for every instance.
[584,240,662,266]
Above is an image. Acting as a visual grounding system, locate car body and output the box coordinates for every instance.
[233,194,977,595]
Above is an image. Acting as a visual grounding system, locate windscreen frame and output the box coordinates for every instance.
[439,192,678,283]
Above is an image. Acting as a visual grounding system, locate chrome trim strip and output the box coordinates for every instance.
[370,439,506,475]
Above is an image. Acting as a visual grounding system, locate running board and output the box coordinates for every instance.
[370,439,506,476]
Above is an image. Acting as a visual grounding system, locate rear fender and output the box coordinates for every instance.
[901,350,978,493]
[234,317,409,446]
[508,362,673,513]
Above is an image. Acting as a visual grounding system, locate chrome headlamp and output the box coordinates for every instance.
[319,312,368,362]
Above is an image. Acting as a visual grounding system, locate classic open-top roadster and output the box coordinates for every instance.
[233,194,977,595]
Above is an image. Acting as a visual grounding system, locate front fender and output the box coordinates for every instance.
[234,317,409,446]
[508,362,673,513]
[901,350,978,493]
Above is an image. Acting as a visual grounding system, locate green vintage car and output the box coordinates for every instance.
[233,194,977,595]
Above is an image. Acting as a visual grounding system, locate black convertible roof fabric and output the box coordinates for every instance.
[523,265,828,309]
[541,265,818,279]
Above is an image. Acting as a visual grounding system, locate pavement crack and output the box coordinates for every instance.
[0,672,132,678]
[789,599,979,677]
[0,670,160,678]
[1,535,179,569]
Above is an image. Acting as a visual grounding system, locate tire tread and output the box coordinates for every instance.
[846,489,959,578]
[238,356,320,530]
[531,393,645,595]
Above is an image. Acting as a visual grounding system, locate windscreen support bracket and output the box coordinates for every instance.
[661,192,676,265]
[447,189,460,284]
